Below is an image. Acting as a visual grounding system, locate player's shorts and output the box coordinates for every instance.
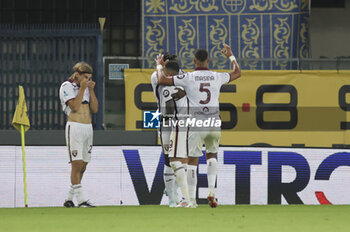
[158,123,172,155]
[168,126,189,159]
[65,121,93,163]
[188,129,221,157]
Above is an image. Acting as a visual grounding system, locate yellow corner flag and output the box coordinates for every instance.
[12,85,30,132]
[12,85,30,208]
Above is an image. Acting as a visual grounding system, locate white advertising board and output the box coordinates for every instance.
[0,146,350,207]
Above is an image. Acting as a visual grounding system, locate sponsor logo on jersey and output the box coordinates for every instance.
[164,144,169,151]
[163,90,170,97]
[72,150,78,157]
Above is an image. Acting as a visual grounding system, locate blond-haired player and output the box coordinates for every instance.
[59,62,98,208]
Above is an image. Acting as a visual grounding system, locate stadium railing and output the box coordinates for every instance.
[0,24,104,130]
[104,56,350,70]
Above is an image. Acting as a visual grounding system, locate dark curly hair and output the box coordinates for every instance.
[165,60,180,75]
[163,52,177,61]
[194,49,208,62]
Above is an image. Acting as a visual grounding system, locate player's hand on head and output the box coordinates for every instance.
[222,43,233,58]
[155,53,169,68]
[155,53,163,66]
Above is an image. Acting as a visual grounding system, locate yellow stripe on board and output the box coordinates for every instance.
[124,69,350,147]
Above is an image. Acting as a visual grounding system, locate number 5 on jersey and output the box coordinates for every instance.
[200,83,211,104]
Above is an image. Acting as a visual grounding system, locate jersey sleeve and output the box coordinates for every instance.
[151,71,158,86]
[173,73,189,87]
[162,87,174,103]
[60,83,76,104]
[217,72,230,85]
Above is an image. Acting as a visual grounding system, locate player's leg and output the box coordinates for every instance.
[169,129,193,208]
[64,159,84,208]
[187,157,198,206]
[80,128,92,183]
[160,126,178,207]
[77,124,95,207]
[187,130,204,207]
[64,122,84,207]
[70,160,86,206]
[204,130,221,208]
[71,160,84,185]
[205,152,218,208]
[169,157,192,207]
[80,162,88,182]
[206,153,217,192]
[163,154,178,207]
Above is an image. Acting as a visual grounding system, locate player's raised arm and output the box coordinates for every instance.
[155,54,174,86]
[222,43,241,82]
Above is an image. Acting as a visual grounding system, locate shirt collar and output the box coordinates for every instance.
[70,81,79,88]
[195,67,209,71]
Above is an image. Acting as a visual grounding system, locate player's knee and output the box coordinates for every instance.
[81,163,88,173]
[71,160,84,172]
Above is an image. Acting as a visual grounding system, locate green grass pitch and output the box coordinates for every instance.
[1,205,349,232]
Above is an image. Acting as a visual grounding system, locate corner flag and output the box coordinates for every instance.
[12,85,30,132]
[12,85,30,207]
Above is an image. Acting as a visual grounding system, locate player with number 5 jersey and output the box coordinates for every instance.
[156,43,241,208]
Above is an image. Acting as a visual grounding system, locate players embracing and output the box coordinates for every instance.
[155,43,241,208]
[151,53,193,207]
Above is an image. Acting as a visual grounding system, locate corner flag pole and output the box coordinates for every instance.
[21,124,28,208]
[12,86,31,208]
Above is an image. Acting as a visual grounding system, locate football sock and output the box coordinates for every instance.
[207,158,218,193]
[182,163,188,198]
[66,185,74,201]
[170,161,190,202]
[72,184,85,204]
[164,165,177,203]
[187,165,197,202]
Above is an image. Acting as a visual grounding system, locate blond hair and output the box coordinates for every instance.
[68,62,93,81]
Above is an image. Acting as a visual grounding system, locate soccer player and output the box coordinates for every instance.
[156,43,241,207]
[59,62,98,208]
[151,54,193,207]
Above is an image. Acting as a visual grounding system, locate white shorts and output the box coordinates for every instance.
[168,126,189,159]
[65,122,93,163]
[188,129,221,157]
[158,124,172,155]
